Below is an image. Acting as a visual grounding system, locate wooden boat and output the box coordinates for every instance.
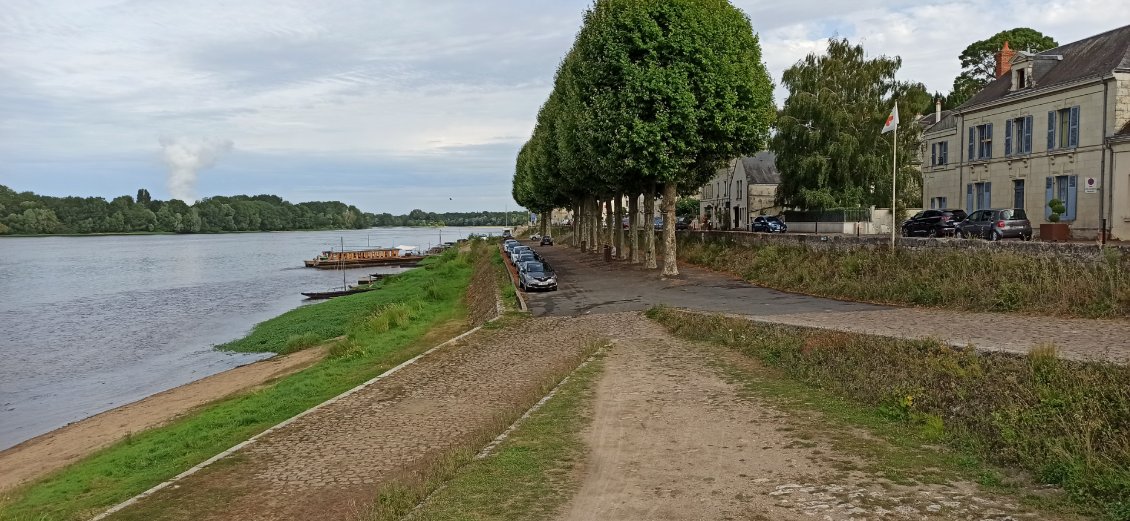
[301,287,374,300]
[303,247,426,269]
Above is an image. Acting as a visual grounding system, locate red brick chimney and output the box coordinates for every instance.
[994,41,1016,79]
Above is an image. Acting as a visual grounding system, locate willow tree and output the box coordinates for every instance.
[772,38,923,212]
[573,0,774,275]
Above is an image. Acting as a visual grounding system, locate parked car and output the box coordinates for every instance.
[502,228,513,239]
[751,216,787,233]
[510,246,534,263]
[513,252,538,267]
[530,233,541,240]
[653,216,664,231]
[901,209,967,237]
[518,261,558,291]
[540,235,554,246]
[955,208,1033,241]
[503,240,521,254]
[675,217,691,230]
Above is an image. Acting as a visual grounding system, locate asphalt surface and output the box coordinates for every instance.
[520,240,888,317]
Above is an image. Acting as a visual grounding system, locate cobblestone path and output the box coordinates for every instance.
[524,241,1130,364]
[106,315,609,521]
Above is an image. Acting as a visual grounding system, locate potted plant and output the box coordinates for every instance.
[1040,198,1070,241]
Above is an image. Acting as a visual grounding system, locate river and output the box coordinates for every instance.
[0,227,505,450]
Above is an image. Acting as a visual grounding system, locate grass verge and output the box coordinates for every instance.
[0,249,476,521]
[676,235,1130,318]
[364,343,605,521]
[648,307,1130,520]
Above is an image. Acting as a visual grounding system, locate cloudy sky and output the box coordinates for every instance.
[0,0,1121,213]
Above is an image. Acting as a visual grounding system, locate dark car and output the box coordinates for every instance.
[751,216,787,233]
[901,209,967,237]
[955,208,1033,241]
[675,217,690,230]
[540,235,554,246]
[518,261,558,291]
[513,252,538,267]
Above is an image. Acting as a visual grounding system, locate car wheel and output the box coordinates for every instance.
[927,228,938,238]
[988,232,999,242]
[901,228,909,237]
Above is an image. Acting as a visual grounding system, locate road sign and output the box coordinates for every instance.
[1085,176,1099,194]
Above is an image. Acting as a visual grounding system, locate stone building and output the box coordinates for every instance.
[920,24,1130,240]
[698,152,782,230]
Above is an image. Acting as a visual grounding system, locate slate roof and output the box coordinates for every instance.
[960,24,1130,109]
[741,151,780,185]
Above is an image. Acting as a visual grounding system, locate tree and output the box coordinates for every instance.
[772,38,922,211]
[675,197,700,219]
[948,28,1057,107]
[569,0,774,275]
[136,188,152,206]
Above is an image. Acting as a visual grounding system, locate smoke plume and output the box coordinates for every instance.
[158,137,234,202]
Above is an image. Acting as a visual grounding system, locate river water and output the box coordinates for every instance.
[0,227,504,450]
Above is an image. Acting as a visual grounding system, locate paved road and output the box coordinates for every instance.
[523,242,886,317]
[522,241,1130,363]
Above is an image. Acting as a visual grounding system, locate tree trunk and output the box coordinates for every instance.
[661,182,678,276]
[613,195,624,259]
[579,200,588,252]
[628,193,640,264]
[591,197,601,254]
[644,184,657,269]
[573,203,580,248]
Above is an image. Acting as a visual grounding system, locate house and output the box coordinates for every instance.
[921,24,1130,240]
[698,152,782,230]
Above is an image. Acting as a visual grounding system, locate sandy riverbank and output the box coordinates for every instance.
[0,346,327,492]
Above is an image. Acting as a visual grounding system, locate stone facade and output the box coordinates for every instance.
[698,152,781,230]
[921,26,1130,240]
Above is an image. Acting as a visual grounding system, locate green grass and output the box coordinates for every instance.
[0,252,477,521]
[369,349,605,521]
[648,307,1130,520]
[676,236,1130,318]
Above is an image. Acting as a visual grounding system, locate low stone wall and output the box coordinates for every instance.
[678,230,1130,263]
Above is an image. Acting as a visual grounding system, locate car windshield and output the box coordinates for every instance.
[1000,209,1027,220]
[766,217,782,223]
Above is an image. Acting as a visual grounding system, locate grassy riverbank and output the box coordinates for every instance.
[677,237,1130,318]
[0,248,484,521]
[649,307,1130,520]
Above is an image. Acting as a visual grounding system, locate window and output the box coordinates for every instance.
[1015,68,1028,89]
[968,123,993,160]
[967,182,992,211]
[1044,175,1078,221]
[930,196,948,209]
[1013,179,1025,209]
[1047,106,1080,150]
[930,141,948,166]
[1005,115,1033,155]
[737,180,742,197]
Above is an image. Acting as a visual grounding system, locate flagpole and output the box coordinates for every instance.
[891,121,897,252]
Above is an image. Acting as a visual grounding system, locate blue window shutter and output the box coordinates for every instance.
[985,182,992,209]
[967,184,974,212]
[968,127,975,160]
[1004,120,1013,156]
[1066,175,1078,220]
[931,143,936,166]
[1047,111,1056,151]
[987,123,993,158]
[1044,177,1054,219]
[1069,106,1080,148]
[1024,115,1033,153]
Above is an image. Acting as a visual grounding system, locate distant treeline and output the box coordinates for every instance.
[368,210,530,228]
[0,185,530,235]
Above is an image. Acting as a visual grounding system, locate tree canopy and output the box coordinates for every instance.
[771,38,926,211]
[512,0,775,275]
[947,27,1058,107]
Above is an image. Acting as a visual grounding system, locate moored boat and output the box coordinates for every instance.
[301,287,375,300]
[303,247,426,269]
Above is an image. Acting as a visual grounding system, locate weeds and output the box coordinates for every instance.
[677,237,1130,318]
[650,307,1130,519]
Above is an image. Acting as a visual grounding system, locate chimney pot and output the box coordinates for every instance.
[994,41,1016,79]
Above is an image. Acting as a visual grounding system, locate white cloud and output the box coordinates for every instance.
[0,0,1122,212]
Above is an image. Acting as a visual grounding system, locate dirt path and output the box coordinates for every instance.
[559,314,1073,520]
[104,315,611,521]
[0,346,327,492]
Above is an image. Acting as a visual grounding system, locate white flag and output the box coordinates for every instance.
[881,103,899,134]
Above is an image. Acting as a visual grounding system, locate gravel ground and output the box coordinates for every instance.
[105,315,607,521]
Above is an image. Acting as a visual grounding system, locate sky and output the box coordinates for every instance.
[0,0,1122,213]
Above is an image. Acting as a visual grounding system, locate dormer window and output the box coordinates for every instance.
[1016,67,1028,89]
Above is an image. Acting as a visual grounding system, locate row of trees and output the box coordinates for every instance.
[512,0,775,276]
[368,210,529,228]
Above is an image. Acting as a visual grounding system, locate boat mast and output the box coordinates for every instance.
[341,237,346,290]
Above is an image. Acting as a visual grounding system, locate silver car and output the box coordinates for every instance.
[955,208,1033,241]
